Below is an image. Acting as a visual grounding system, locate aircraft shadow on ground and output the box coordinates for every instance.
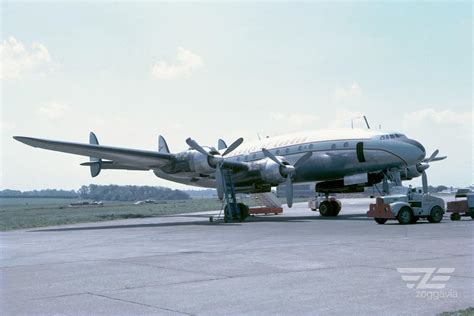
[29,213,373,232]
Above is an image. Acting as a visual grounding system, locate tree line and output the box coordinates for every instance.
[0,185,190,201]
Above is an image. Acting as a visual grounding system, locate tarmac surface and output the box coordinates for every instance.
[1,198,473,315]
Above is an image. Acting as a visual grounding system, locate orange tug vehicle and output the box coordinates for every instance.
[446,189,474,221]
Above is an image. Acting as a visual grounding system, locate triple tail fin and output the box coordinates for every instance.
[158,135,170,153]
[88,132,101,177]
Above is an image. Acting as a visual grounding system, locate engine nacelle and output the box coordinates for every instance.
[405,163,428,180]
[259,158,286,184]
[187,150,215,174]
[405,166,421,179]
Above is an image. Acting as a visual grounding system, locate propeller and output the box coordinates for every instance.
[261,149,312,207]
[186,137,244,200]
[422,149,447,163]
[418,149,446,193]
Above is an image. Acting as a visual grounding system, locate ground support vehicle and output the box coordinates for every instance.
[367,186,445,225]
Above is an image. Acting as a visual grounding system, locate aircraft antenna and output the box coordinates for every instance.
[363,116,371,129]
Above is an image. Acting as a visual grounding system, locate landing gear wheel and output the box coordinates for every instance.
[427,206,443,223]
[397,207,413,225]
[319,201,334,217]
[223,205,230,223]
[330,200,341,216]
[237,203,249,221]
[450,213,461,221]
[374,218,387,224]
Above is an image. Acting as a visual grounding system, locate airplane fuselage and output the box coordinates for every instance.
[153,129,426,193]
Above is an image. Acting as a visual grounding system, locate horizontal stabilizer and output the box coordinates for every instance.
[13,136,175,169]
[81,161,149,171]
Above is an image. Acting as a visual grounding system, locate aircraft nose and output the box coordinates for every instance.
[403,138,426,161]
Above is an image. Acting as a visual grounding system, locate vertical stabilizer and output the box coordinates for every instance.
[158,135,170,153]
[218,139,227,150]
[89,132,101,177]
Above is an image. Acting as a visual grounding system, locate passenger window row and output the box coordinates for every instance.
[235,141,349,162]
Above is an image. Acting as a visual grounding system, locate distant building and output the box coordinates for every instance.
[185,189,217,199]
[277,183,314,198]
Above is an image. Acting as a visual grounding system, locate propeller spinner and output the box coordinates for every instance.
[186,137,244,200]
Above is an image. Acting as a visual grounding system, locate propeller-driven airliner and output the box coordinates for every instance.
[14,127,445,221]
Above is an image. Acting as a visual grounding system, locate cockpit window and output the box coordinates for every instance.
[390,134,395,139]
[380,136,385,140]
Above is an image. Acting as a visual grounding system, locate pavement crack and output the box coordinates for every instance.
[87,292,194,315]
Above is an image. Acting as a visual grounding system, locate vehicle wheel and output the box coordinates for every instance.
[427,206,443,223]
[319,201,334,216]
[374,218,387,224]
[397,206,413,225]
[330,200,341,216]
[452,213,461,221]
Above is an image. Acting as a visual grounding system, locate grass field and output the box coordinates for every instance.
[0,196,303,231]
[0,198,220,231]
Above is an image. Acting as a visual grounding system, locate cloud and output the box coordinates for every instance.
[36,102,69,120]
[270,112,320,127]
[151,47,203,80]
[326,110,365,129]
[403,108,471,126]
[1,119,16,133]
[334,82,362,101]
[0,36,52,80]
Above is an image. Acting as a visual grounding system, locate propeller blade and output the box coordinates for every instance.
[262,148,284,166]
[423,149,439,162]
[294,152,312,168]
[286,176,293,208]
[222,137,244,156]
[186,138,210,156]
[430,156,447,162]
[421,171,428,194]
[215,166,224,200]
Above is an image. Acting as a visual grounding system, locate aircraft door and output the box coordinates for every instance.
[356,142,366,163]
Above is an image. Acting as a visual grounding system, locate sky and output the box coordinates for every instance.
[1,1,472,191]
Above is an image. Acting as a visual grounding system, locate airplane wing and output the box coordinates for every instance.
[13,136,175,169]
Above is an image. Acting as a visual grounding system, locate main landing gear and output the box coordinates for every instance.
[209,202,250,223]
[224,202,249,222]
[309,194,342,217]
[318,199,342,217]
